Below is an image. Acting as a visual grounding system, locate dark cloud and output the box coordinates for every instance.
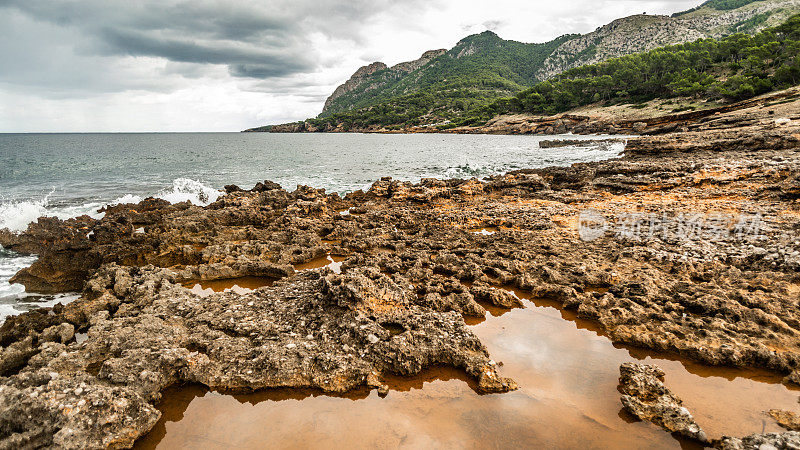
[97,27,315,77]
[0,10,186,97]
[0,0,430,86]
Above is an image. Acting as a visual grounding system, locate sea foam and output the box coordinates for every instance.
[155,178,222,206]
[0,198,49,233]
[0,178,222,234]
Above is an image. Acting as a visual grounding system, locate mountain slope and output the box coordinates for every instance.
[321,31,575,117]
[472,13,800,123]
[247,0,800,132]
[536,0,799,79]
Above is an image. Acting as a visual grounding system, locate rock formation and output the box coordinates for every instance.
[618,363,708,443]
[322,49,446,115]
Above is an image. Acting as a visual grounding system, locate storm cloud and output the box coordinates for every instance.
[1,0,423,81]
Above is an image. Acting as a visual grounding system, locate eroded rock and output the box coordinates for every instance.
[1,98,800,446]
[717,432,800,450]
[769,410,800,432]
[618,362,708,443]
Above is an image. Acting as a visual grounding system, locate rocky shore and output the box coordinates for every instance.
[1,95,800,448]
[255,87,800,138]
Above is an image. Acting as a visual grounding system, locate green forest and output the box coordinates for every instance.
[307,13,800,131]
[466,13,800,124]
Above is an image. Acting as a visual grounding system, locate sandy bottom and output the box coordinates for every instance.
[183,277,276,298]
[293,255,346,273]
[136,286,799,449]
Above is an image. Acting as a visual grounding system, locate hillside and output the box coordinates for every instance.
[321,32,576,117]
[447,13,800,128]
[247,0,800,132]
[536,0,799,79]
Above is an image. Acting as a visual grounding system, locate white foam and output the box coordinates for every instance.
[445,162,485,179]
[56,202,105,220]
[110,194,144,205]
[156,178,222,206]
[0,178,222,234]
[0,294,80,325]
[0,247,80,324]
[0,197,50,232]
[107,179,221,207]
[0,195,105,233]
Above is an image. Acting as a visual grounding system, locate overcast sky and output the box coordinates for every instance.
[0,0,701,132]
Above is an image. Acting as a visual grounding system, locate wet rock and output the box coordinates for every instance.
[251,180,283,192]
[784,370,800,386]
[717,432,800,450]
[618,363,708,443]
[769,410,800,432]
[470,284,523,309]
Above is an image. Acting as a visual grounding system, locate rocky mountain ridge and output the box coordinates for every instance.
[323,50,446,112]
[317,0,799,118]
[537,0,800,79]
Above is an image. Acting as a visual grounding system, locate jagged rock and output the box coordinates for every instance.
[717,432,800,449]
[618,363,708,443]
[251,180,282,192]
[40,324,74,344]
[769,410,800,432]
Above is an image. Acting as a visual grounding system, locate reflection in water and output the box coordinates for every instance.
[183,277,275,298]
[293,255,346,274]
[137,284,800,449]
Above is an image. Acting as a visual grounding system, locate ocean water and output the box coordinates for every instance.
[0,132,624,321]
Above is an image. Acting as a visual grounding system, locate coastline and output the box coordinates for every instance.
[0,93,799,448]
[247,87,800,138]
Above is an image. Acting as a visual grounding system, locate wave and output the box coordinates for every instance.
[0,249,77,324]
[154,178,222,206]
[0,195,51,233]
[444,162,490,179]
[0,178,222,233]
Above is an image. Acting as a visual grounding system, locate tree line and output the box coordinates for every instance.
[460,14,800,125]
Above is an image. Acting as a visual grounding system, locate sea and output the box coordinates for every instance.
[0,132,624,322]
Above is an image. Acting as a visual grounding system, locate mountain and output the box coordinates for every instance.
[248,0,800,132]
[323,50,446,114]
[536,0,800,79]
[320,32,576,118]
[478,13,800,123]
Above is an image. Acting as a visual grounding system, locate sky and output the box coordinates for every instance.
[0,0,701,132]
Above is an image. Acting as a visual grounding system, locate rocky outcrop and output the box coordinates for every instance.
[322,62,388,113]
[322,49,445,115]
[389,49,446,74]
[718,432,800,449]
[0,260,516,448]
[537,1,800,79]
[769,410,800,432]
[618,363,708,443]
